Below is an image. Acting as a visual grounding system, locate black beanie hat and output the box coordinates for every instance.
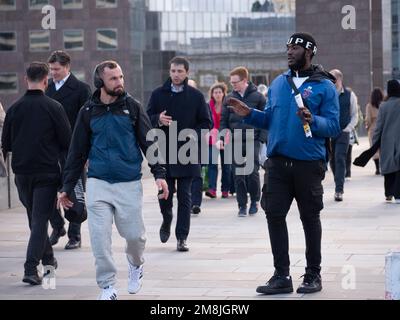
[287,32,317,56]
[387,79,400,98]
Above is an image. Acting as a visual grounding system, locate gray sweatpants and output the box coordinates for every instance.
[86,178,146,289]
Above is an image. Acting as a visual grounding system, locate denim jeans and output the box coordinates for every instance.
[330,131,350,193]
[207,145,231,192]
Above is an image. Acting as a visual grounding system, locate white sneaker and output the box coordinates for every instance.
[97,285,117,300]
[128,263,143,294]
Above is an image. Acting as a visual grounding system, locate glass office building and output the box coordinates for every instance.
[0,0,295,107]
[390,0,400,79]
[131,0,295,102]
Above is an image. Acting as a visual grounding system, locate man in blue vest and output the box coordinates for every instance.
[329,69,358,202]
[58,60,169,300]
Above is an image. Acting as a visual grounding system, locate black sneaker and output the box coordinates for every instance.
[23,272,42,285]
[159,221,171,243]
[191,205,201,215]
[238,206,247,217]
[177,239,189,252]
[249,202,258,215]
[334,192,343,202]
[49,227,66,246]
[296,273,322,294]
[256,274,293,295]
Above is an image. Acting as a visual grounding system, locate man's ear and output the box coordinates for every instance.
[306,49,313,61]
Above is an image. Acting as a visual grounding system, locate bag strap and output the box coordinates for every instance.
[287,76,301,96]
[287,76,310,111]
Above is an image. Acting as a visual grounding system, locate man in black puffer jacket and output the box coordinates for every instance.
[220,67,268,217]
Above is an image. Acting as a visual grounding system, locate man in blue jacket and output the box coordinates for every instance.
[227,33,340,295]
[58,60,169,300]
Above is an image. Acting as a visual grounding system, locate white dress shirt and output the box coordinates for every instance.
[55,73,71,91]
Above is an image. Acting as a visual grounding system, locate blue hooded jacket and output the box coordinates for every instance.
[244,65,340,161]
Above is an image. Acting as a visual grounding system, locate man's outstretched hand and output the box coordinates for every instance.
[226,97,251,117]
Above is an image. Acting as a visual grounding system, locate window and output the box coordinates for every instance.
[62,0,83,9]
[0,73,18,94]
[96,29,118,50]
[29,30,50,51]
[251,75,268,86]
[96,0,117,8]
[73,71,85,82]
[0,32,16,51]
[29,0,49,10]
[63,30,83,50]
[0,0,16,10]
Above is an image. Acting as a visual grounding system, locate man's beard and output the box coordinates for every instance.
[289,51,307,71]
[104,86,125,97]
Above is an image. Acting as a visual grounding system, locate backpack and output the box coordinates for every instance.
[81,95,139,132]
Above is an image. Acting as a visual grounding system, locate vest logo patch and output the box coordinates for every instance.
[302,86,313,100]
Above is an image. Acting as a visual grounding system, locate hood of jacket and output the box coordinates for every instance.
[285,64,336,83]
[231,82,259,99]
[89,89,129,109]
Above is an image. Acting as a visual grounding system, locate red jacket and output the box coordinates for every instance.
[209,99,230,145]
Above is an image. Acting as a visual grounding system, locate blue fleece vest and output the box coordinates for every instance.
[88,111,143,183]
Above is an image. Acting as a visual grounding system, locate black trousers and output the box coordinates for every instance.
[384,170,400,199]
[232,140,261,207]
[15,173,59,275]
[49,170,86,241]
[345,144,353,178]
[159,177,193,241]
[261,156,326,276]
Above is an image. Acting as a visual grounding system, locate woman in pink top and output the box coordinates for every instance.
[206,82,232,199]
[365,87,384,175]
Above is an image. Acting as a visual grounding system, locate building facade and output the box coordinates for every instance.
[134,0,295,103]
[1,0,390,113]
[0,0,138,108]
[296,0,384,116]
[0,0,295,108]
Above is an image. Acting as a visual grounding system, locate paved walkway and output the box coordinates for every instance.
[0,138,399,300]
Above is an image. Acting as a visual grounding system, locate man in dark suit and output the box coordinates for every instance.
[147,56,212,252]
[46,50,91,250]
